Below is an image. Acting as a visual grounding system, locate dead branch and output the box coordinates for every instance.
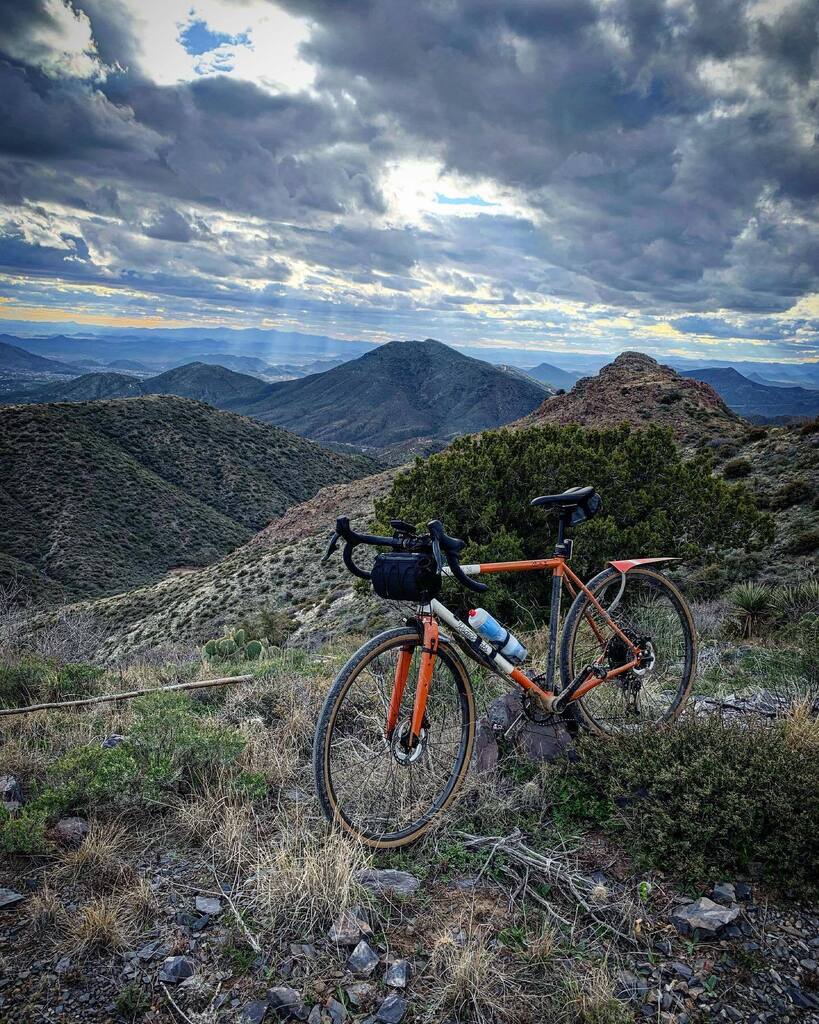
[0,674,254,717]
[459,829,641,947]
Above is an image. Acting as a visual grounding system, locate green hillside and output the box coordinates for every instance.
[0,396,377,600]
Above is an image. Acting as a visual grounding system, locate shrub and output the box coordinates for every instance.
[129,691,245,792]
[727,582,774,638]
[554,714,819,887]
[787,529,819,555]
[722,457,752,479]
[0,657,103,708]
[770,477,814,510]
[376,424,771,620]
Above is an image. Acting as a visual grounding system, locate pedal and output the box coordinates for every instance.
[552,664,604,714]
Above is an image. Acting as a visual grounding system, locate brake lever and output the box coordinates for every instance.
[320,531,339,563]
[431,536,443,572]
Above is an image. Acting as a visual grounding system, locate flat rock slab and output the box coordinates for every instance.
[239,1000,268,1024]
[672,897,740,935]
[354,868,421,896]
[268,985,309,1021]
[195,895,223,915]
[0,888,25,909]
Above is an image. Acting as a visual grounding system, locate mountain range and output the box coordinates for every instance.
[680,367,819,422]
[0,338,76,375]
[0,397,376,601]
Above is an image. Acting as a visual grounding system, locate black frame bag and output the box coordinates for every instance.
[370,552,441,603]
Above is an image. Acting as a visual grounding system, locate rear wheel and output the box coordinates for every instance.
[560,567,696,736]
[313,627,475,848]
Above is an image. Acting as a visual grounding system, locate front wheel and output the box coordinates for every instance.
[560,567,696,736]
[313,627,475,848]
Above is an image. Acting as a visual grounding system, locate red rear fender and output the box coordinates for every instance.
[608,557,676,572]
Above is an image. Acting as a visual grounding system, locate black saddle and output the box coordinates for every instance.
[530,486,602,526]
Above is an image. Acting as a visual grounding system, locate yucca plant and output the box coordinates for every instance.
[771,580,819,624]
[727,582,774,639]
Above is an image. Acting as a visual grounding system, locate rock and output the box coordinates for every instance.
[101,734,127,749]
[354,869,421,897]
[327,906,372,945]
[195,896,223,916]
[268,986,309,1021]
[735,882,753,901]
[671,897,740,935]
[482,691,574,764]
[345,982,376,1007]
[615,971,647,1002]
[0,888,25,909]
[670,962,693,980]
[240,1000,268,1024]
[712,882,737,904]
[384,959,411,988]
[324,997,346,1023]
[347,940,379,978]
[375,994,408,1023]
[136,940,163,962]
[307,1008,321,1024]
[158,956,195,983]
[53,817,89,848]
[473,718,498,772]
[0,774,22,812]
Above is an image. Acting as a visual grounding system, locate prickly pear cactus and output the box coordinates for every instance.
[203,629,267,663]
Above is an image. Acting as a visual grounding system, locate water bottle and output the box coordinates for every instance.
[468,608,528,664]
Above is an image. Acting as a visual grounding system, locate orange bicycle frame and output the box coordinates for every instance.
[391,553,659,743]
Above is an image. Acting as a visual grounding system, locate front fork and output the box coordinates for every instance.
[385,618,438,746]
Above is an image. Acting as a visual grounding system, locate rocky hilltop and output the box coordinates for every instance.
[523,351,745,443]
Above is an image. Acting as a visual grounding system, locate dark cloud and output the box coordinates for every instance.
[0,0,816,359]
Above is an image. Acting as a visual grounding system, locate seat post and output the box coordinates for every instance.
[553,512,573,558]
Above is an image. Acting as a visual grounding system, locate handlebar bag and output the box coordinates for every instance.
[371,552,441,603]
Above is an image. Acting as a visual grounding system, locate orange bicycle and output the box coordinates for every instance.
[314,486,696,848]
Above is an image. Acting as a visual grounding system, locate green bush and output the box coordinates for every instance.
[376,424,771,619]
[0,657,103,708]
[722,457,752,479]
[787,529,819,555]
[129,691,245,792]
[553,715,819,887]
[0,805,49,855]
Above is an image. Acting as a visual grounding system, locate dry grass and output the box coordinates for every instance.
[526,921,559,963]
[783,700,819,752]
[174,786,259,873]
[428,926,519,1024]
[563,965,633,1024]
[56,821,133,886]
[121,878,160,924]
[27,885,67,938]
[252,812,369,934]
[236,720,301,788]
[67,896,132,954]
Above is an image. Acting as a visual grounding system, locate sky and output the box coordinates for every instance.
[0,0,817,363]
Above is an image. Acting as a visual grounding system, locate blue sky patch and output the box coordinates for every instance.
[435,193,497,207]
[178,18,250,57]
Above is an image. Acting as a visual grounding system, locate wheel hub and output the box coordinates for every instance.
[391,719,427,765]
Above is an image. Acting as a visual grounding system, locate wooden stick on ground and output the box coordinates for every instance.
[0,674,254,717]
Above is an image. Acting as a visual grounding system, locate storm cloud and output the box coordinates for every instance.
[0,0,817,360]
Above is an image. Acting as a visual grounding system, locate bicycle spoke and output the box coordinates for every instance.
[322,635,471,843]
